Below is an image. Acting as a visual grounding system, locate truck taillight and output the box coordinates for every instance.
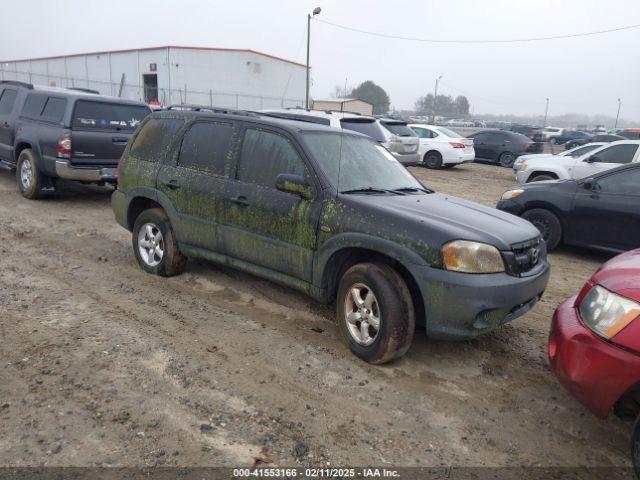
[449,142,465,149]
[56,133,72,158]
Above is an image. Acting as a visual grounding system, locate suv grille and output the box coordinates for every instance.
[503,238,544,277]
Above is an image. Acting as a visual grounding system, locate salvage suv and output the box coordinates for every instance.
[112,107,550,364]
[0,80,151,198]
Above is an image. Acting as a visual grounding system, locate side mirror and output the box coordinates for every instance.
[585,155,599,163]
[276,173,313,199]
[583,178,595,190]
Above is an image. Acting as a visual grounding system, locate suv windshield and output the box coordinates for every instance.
[303,133,424,193]
[340,118,386,143]
[72,100,151,131]
[380,121,415,137]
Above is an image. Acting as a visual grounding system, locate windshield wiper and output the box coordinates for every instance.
[392,187,434,194]
[340,187,405,195]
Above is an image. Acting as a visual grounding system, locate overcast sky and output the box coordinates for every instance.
[2,0,639,120]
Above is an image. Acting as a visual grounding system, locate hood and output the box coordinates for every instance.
[341,192,540,251]
[589,249,640,302]
[516,153,555,163]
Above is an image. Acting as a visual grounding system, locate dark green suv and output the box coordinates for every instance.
[112,107,550,364]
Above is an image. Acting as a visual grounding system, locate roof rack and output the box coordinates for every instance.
[258,111,331,126]
[0,80,34,89]
[165,104,257,117]
[67,87,100,94]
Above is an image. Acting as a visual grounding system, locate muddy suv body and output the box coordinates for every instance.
[112,108,550,363]
[0,80,151,198]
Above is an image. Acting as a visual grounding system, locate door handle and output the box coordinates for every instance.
[162,179,180,190]
[112,137,128,144]
[231,195,250,207]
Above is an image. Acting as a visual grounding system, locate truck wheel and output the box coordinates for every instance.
[632,416,640,479]
[132,208,187,277]
[499,152,516,168]
[522,208,562,251]
[423,151,443,169]
[16,149,46,199]
[337,262,415,364]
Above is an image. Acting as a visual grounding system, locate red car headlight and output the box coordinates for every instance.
[578,284,640,339]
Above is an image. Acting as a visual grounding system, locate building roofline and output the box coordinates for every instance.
[0,45,306,68]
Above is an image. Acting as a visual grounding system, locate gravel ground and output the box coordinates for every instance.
[0,162,632,470]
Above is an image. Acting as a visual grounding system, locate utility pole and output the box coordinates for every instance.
[305,7,322,110]
[432,75,442,124]
[543,97,549,126]
[615,98,622,129]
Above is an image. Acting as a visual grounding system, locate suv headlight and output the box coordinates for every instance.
[501,189,524,200]
[442,240,505,273]
[520,161,528,171]
[579,285,640,339]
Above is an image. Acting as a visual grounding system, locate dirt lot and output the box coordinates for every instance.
[0,162,632,470]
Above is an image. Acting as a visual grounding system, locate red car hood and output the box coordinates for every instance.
[587,248,640,352]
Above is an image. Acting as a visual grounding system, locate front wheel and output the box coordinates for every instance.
[423,151,443,169]
[632,416,640,479]
[499,152,516,168]
[132,208,187,277]
[337,262,415,364]
[522,208,562,251]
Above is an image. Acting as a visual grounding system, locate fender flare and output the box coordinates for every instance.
[14,133,45,170]
[124,187,180,230]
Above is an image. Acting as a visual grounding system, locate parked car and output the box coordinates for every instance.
[566,133,625,150]
[512,142,606,175]
[541,127,564,143]
[497,162,640,252]
[113,109,550,363]
[620,128,640,140]
[0,80,151,199]
[468,130,542,167]
[553,130,591,145]
[507,124,542,140]
[515,140,640,183]
[548,249,640,476]
[262,109,420,165]
[408,124,474,169]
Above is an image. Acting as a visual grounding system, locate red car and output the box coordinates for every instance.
[549,248,640,475]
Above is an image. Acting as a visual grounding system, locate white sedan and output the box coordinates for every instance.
[513,143,606,174]
[409,124,475,169]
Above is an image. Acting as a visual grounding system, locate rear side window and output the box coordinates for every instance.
[381,121,415,137]
[411,127,434,139]
[41,97,67,122]
[340,119,386,142]
[72,100,150,131]
[22,94,48,118]
[0,89,18,115]
[592,144,638,164]
[237,129,307,189]
[178,121,234,176]
[129,118,184,162]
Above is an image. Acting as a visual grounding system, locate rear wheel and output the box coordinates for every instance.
[499,151,516,168]
[423,151,443,169]
[132,208,187,276]
[337,262,415,364]
[16,149,47,199]
[522,208,562,251]
[632,416,640,479]
[550,138,557,145]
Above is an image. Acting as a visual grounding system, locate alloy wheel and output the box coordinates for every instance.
[20,159,33,190]
[344,283,381,346]
[138,223,165,267]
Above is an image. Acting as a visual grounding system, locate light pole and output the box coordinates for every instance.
[305,7,322,110]
[432,75,442,124]
[615,98,622,129]
[543,97,549,127]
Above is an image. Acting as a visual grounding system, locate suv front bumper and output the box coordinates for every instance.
[55,160,117,183]
[413,261,550,339]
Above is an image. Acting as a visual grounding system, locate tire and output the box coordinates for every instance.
[566,142,577,150]
[336,262,415,364]
[528,174,556,182]
[550,138,557,145]
[16,149,47,199]
[132,208,187,277]
[522,208,562,251]
[423,151,443,169]
[499,152,516,168]
[632,416,640,479]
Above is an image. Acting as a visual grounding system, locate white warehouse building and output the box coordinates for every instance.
[0,45,307,109]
